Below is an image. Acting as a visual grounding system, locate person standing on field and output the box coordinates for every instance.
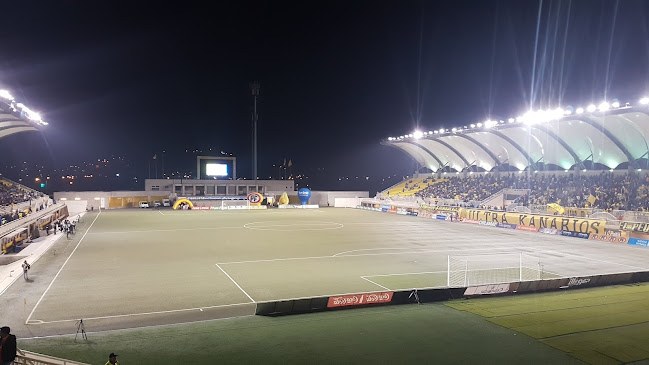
[21,261,30,280]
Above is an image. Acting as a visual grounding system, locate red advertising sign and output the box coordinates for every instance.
[327,291,394,308]
[193,206,210,210]
[516,225,539,232]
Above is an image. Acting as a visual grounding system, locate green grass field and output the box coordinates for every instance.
[12,207,649,364]
[22,207,649,334]
[447,282,649,364]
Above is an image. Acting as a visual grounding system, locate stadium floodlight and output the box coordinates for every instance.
[508,118,514,123]
[413,130,423,139]
[470,124,476,128]
[408,134,413,137]
[640,97,649,105]
[423,132,428,135]
[434,130,439,134]
[476,122,483,128]
[451,127,457,132]
[598,102,610,111]
[576,107,584,114]
[438,128,445,133]
[586,104,597,112]
[612,101,620,108]
[564,109,573,115]
[0,89,14,101]
[428,130,433,134]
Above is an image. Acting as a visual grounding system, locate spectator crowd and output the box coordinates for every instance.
[412,172,649,212]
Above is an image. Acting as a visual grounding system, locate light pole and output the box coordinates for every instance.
[250,82,260,193]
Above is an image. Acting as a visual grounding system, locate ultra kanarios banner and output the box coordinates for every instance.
[459,208,606,234]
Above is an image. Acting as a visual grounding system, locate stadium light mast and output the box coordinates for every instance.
[250,82,260,194]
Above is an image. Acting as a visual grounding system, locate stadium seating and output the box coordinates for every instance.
[383,177,444,197]
[1,177,45,226]
[383,172,649,212]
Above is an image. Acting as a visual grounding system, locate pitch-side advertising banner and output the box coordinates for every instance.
[459,208,606,234]
[327,292,394,308]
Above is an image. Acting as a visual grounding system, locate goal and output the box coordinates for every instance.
[219,199,250,210]
[447,253,543,287]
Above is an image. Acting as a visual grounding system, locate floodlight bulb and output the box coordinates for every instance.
[0,90,14,101]
[576,107,584,114]
[470,124,475,128]
[413,130,423,139]
[612,101,620,108]
[640,97,649,105]
[438,128,445,133]
[508,118,514,123]
[598,102,609,111]
[586,104,597,112]
[476,123,483,128]
[451,127,457,132]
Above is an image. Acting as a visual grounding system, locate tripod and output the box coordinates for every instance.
[409,289,421,304]
[75,319,87,342]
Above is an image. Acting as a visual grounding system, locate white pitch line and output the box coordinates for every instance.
[215,263,255,303]
[158,210,165,216]
[360,276,391,290]
[88,225,243,235]
[218,246,526,265]
[20,313,257,340]
[26,301,253,325]
[363,270,446,278]
[25,211,102,325]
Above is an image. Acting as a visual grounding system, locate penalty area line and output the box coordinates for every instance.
[360,276,391,291]
[215,263,256,303]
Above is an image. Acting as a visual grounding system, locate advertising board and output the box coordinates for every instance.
[628,238,649,247]
[459,208,605,234]
[327,292,394,308]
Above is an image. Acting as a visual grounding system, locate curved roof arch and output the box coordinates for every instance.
[384,108,649,172]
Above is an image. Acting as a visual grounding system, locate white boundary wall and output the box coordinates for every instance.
[334,197,361,208]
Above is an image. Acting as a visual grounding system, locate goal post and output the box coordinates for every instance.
[220,199,250,210]
[447,253,543,287]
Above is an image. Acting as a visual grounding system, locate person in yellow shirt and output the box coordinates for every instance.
[105,353,119,365]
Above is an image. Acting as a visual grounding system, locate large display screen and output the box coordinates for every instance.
[206,163,228,176]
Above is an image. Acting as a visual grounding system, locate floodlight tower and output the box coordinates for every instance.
[250,82,260,193]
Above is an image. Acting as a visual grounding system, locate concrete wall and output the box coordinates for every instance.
[53,191,172,210]
[296,191,369,207]
[145,179,294,197]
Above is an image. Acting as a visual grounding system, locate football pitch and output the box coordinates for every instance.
[23,207,649,334]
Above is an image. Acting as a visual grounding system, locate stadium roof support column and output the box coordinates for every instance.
[454,134,501,170]
[579,116,638,168]
[427,139,472,172]
[530,125,585,170]
[484,130,537,171]
[407,141,445,170]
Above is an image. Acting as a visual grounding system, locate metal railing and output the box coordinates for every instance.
[0,203,64,237]
[15,349,89,365]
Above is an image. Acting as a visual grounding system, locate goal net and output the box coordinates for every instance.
[447,253,543,287]
[219,200,250,210]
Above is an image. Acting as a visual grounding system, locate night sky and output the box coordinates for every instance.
[1,0,648,193]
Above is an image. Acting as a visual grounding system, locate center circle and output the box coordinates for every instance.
[243,221,343,231]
